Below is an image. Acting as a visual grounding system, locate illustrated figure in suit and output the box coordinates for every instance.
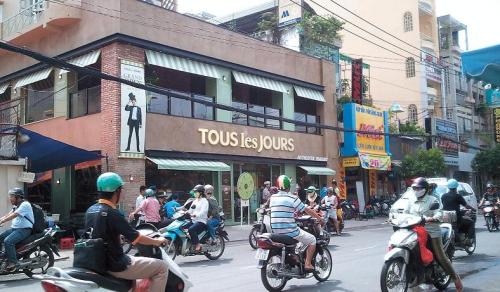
[125,93,142,152]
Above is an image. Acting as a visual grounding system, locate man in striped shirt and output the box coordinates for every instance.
[270,175,324,271]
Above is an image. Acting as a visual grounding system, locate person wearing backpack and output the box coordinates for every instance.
[0,188,34,270]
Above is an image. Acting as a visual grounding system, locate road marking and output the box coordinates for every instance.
[354,245,379,252]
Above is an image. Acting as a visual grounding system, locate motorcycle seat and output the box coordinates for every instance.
[269,234,298,245]
[16,232,44,247]
[65,267,133,292]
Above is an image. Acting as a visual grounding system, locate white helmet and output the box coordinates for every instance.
[204,184,214,194]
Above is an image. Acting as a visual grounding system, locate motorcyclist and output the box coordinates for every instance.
[129,188,161,228]
[187,185,209,252]
[479,183,499,214]
[405,177,463,292]
[0,188,34,270]
[85,173,168,292]
[306,186,321,211]
[269,175,323,272]
[205,184,221,239]
[321,187,340,236]
[441,179,475,242]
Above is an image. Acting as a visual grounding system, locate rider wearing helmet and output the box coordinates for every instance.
[479,183,499,206]
[405,177,463,292]
[0,188,34,270]
[441,179,475,243]
[85,172,168,291]
[129,188,161,228]
[321,187,340,235]
[187,185,209,252]
[269,175,324,272]
[205,184,221,238]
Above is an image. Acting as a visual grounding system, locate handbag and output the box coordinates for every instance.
[73,211,108,274]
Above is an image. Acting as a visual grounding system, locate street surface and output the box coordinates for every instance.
[2,217,499,292]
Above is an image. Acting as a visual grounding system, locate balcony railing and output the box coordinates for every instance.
[232,101,282,129]
[1,0,47,40]
[418,0,433,15]
[147,90,215,121]
[294,112,321,135]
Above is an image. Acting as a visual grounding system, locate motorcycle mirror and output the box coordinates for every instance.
[430,202,440,211]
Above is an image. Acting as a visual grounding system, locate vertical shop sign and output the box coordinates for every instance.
[338,168,347,200]
[351,59,363,104]
[368,170,377,197]
[494,107,500,143]
[120,61,146,155]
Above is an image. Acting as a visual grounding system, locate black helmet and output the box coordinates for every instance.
[486,183,495,189]
[193,184,205,194]
[411,177,429,189]
[8,187,24,198]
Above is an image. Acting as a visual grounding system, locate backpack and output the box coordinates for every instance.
[23,203,47,234]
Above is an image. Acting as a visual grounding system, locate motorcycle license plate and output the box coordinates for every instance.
[255,248,270,260]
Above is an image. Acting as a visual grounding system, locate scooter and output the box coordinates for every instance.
[35,225,193,292]
[450,208,476,256]
[380,210,454,292]
[160,209,229,260]
[481,200,499,232]
[249,207,271,250]
[0,225,60,278]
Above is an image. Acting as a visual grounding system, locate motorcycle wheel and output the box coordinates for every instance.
[313,248,332,282]
[164,238,178,260]
[205,235,225,260]
[23,245,54,278]
[465,234,476,255]
[261,255,287,292]
[432,261,452,290]
[249,227,260,250]
[485,216,493,232]
[380,258,408,292]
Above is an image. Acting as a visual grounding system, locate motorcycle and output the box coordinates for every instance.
[320,205,343,235]
[0,225,59,278]
[249,207,272,250]
[255,216,332,292]
[451,209,476,256]
[160,209,229,260]
[481,200,499,232]
[380,212,454,292]
[35,225,193,292]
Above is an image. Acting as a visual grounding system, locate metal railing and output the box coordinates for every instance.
[1,0,48,40]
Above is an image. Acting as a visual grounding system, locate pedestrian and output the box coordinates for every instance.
[132,186,147,226]
[262,181,272,204]
[129,189,161,228]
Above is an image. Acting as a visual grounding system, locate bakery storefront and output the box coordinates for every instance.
[145,115,336,223]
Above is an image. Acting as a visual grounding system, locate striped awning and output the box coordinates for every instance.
[299,166,336,176]
[147,157,230,172]
[146,50,221,79]
[14,68,53,89]
[294,86,325,102]
[233,71,288,93]
[59,50,101,74]
[0,83,9,95]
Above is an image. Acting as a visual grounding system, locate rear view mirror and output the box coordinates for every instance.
[430,202,440,211]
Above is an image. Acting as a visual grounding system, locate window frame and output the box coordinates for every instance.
[403,12,413,32]
[405,57,416,78]
[408,104,418,124]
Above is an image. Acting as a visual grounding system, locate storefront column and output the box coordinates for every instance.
[53,69,74,118]
[272,85,294,131]
[51,166,73,222]
[207,68,232,123]
[284,164,297,192]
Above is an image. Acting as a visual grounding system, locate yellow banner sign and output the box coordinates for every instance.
[359,152,391,171]
[368,170,377,197]
[342,157,360,168]
[355,104,386,154]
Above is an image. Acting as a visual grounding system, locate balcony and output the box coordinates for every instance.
[427,87,437,110]
[1,0,81,45]
[419,0,433,15]
[420,33,435,51]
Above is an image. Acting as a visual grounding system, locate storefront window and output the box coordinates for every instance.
[248,104,265,127]
[26,171,52,212]
[193,94,214,120]
[232,101,248,125]
[69,62,102,119]
[265,107,281,129]
[25,74,55,123]
[171,96,192,117]
[74,161,102,213]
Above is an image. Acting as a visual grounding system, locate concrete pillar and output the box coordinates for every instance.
[207,68,232,123]
[53,69,72,118]
[282,85,295,131]
[284,164,297,192]
[51,167,72,222]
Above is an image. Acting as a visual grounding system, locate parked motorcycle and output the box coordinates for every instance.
[380,213,454,292]
[249,207,272,250]
[0,225,59,278]
[481,200,499,232]
[160,209,229,260]
[255,216,332,292]
[35,225,192,292]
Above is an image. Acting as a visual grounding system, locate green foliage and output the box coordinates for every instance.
[256,12,280,44]
[398,122,426,135]
[401,148,446,178]
[472,145,500,180]
[298,12,344,46]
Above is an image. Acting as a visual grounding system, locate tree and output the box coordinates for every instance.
[256,12,281,44]
[298,12,344,46]
[472,144,500,181]
[401,148,446,178]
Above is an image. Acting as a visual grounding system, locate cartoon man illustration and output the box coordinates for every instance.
[125,92,142,152]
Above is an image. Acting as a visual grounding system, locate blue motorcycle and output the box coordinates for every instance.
[159,209,229,261]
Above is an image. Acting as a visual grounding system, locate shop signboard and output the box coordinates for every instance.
[351,59,363,104]
[278,0,302,27]
[342,157,360,168]
[485,89,500,107]
[120,61,146,156]
[359,153,391,171]
[368,170,377,197]
[430,118,459,158]
[338,169,347,200]
[495,107,500,143]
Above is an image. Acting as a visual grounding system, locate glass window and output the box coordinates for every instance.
[307,114,318,134]
[232,101,248,125]
[403,12,413,32]
[406,57,416,78]
[70,85,101,118]
[408,104,418,123]
[26,75,55,123]
[193,94,214,120]
[294,112,307,133]
[74,161,101,213]
[26,171,52,212]
[248,104,265,127]
[265,107,281,129]
[171,96,191,117]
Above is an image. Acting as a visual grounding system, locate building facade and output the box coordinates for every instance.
[0,0,339,224]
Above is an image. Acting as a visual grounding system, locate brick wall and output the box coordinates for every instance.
[100,42,146,212]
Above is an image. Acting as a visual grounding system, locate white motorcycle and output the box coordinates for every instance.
[35,226,193,292]
[249,207,272,249]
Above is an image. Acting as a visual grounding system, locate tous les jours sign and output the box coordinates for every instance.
[198,128,295,153]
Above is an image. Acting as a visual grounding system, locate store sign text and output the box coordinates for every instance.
[198,128,295,153]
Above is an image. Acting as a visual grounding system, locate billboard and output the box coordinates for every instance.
[278,0,302,27]
[351,59,363,104]
[425,117,459,165]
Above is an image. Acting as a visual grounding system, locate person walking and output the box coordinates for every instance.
[129,189,161,228]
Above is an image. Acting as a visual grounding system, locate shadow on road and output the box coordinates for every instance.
[285,279,352,292]
[178,257,234,267]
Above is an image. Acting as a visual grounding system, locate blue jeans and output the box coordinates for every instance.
[188,222,207,246]
[0,228,32,263]
[207,218,220,238]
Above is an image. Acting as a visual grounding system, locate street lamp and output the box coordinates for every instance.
[389,103,404,132]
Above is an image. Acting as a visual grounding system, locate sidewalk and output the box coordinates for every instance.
[225,217,388,242]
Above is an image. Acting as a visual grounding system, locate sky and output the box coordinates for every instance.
[178,0,500,51]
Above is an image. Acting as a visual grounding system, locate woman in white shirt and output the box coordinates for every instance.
[187,185,209,252]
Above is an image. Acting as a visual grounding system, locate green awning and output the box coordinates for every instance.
[14,68,53,89]
[146,50,221,79]
[59,50,101,74]
[147,157,230,172]
[294,86,325,102]
[299,166,336,176]
[233,71,288,93]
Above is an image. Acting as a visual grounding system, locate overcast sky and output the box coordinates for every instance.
[178,0,500,51]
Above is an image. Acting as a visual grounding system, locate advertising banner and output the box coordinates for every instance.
[278,0,302,27]
[338,168,347,200]
[359,152,391,171]
[495,107,500,143]
[485,89,500,107]
[120,61,146,155]
[355,104,386,155]
[368,170,377,197]
[433,118,459,157]
[342,157,360,168]
[351,59,363,104]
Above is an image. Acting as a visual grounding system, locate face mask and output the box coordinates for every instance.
[414,189,426,198]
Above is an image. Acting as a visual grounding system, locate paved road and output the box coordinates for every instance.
[3,218,500,291]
